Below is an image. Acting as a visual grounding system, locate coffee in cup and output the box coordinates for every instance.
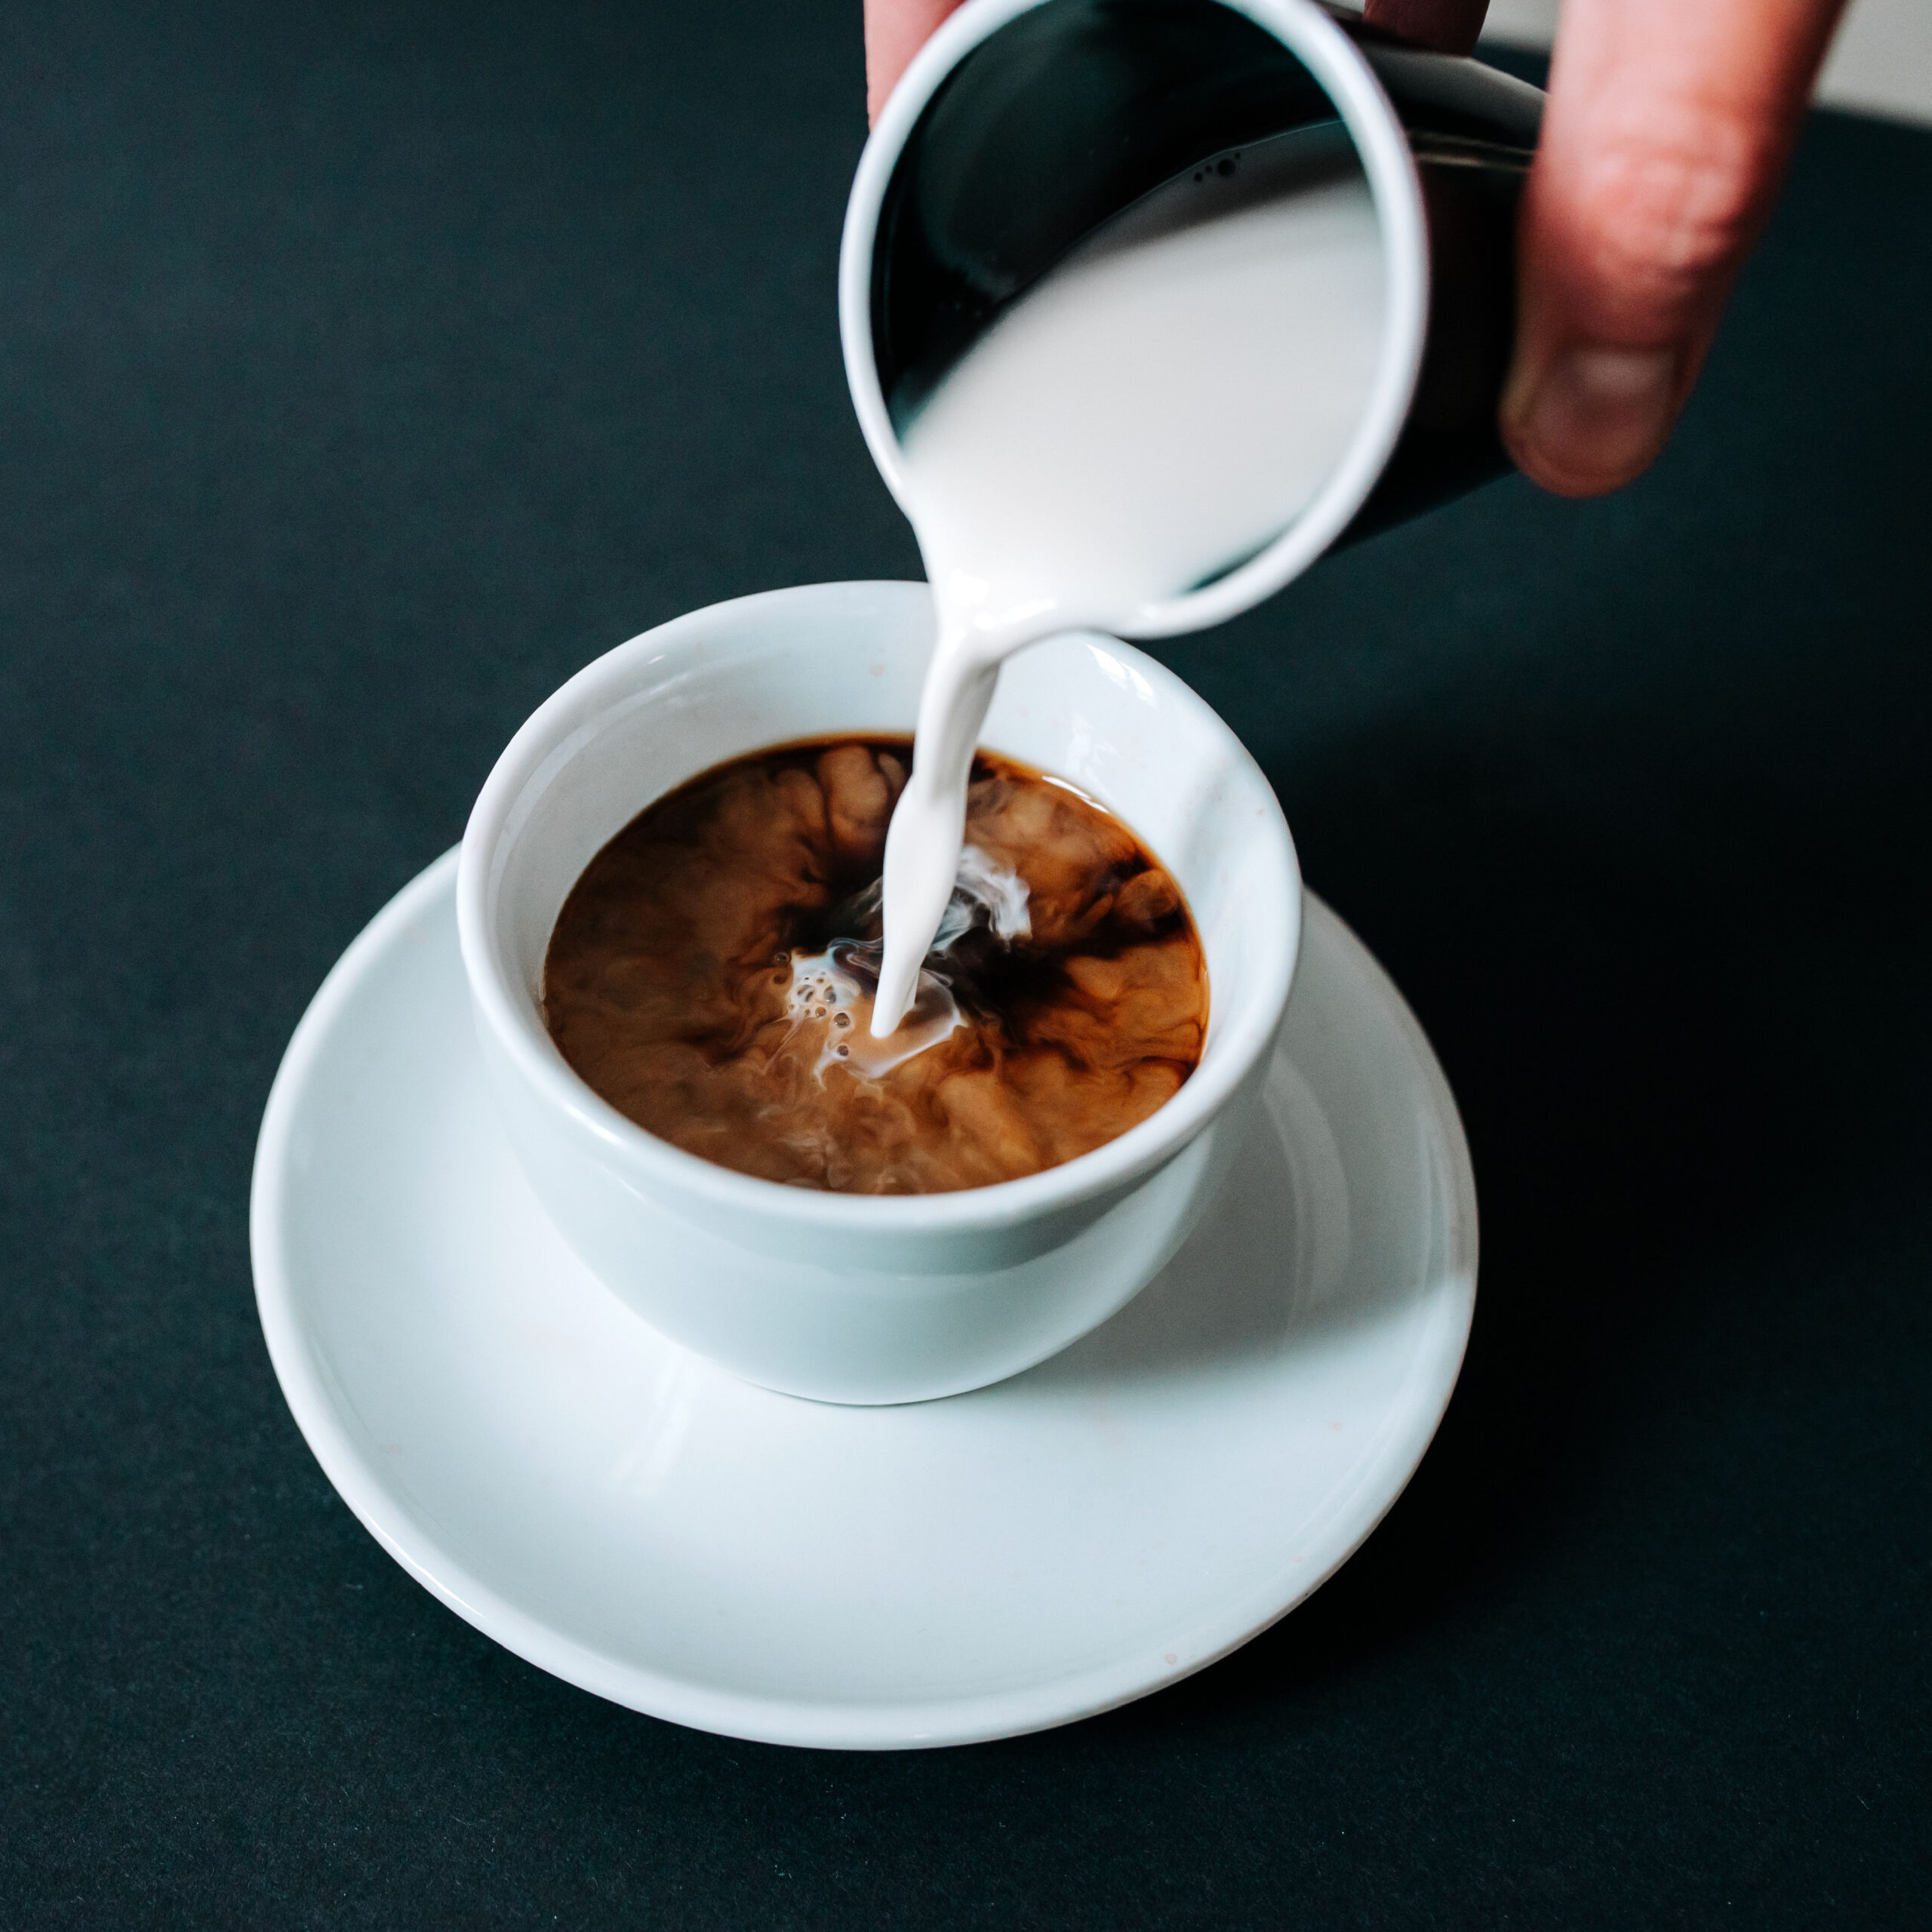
[541,735,1208,1194]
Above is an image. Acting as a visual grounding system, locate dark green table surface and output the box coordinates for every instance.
[2,3,1927,1925]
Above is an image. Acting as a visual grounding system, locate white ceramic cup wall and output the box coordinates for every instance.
[457,581,1301,1404]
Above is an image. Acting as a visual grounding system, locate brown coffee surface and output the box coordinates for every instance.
[541,737,1209,1193]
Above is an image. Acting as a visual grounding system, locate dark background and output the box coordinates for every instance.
[1,2,1927,1924]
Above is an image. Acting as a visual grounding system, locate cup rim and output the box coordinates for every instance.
[455,581,1302,1236]
[838,0,1429,642]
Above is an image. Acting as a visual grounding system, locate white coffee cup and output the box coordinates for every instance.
[457,581,1300,1404]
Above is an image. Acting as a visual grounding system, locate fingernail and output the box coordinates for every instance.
[1506,344,1680,493]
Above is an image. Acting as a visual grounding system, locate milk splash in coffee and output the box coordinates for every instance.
[872,131,1384,1033]
[542,738,1210,1194]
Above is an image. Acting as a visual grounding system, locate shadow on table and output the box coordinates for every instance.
[1074,698,1930,1736]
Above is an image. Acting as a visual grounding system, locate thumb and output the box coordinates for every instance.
[1362,1,1491,59]
[1503,0,1847,497]
[866,0,968,125]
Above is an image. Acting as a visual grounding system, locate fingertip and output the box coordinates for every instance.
[1501,342,1684,498]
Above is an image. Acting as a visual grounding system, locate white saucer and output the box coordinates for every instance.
[251,851,1476,1750]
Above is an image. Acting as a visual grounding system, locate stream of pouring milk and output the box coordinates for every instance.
[870,132,1386,1034]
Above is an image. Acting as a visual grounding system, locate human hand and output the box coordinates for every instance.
[1484,0,1847,495]
[863,0,1850,500]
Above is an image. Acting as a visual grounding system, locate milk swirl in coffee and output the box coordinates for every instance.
[872,131,1383,1032]
[543,739,1208,1194]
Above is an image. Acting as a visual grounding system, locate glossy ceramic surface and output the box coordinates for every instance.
[842,0,1432,638]
[457,582,1301,1403]
[252,853,1477,1749]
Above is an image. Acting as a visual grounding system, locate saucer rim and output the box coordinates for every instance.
[251,849,1477,1751]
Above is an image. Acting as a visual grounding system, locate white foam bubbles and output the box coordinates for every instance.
[784,943,961,1080]
[782,842,1030,1079]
